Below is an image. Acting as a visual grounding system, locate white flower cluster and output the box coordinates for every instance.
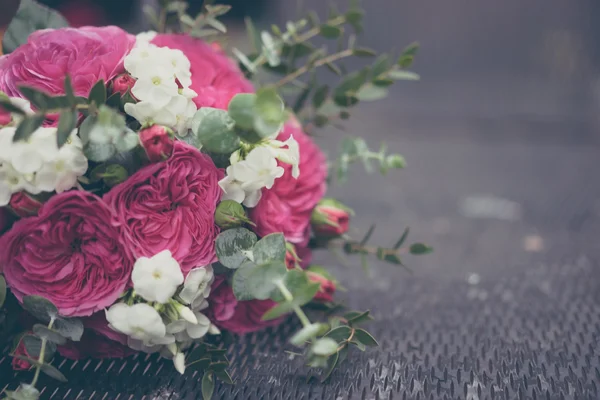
[106,250,218,374]
[219,135,300,207]
[123,33,198,136]
[0,109,88,206]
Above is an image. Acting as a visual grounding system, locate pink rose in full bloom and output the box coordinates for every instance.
[9,192,43,218]
[0,26,134,99]
[250,121,328,246]
[152,34,253,110]
[105,141,224,274]
[12,335,33,371]
[0,191,134,317]
[207,276,284,334]
[139,125,174,162]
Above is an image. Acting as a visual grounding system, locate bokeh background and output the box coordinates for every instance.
[3,1,600,399]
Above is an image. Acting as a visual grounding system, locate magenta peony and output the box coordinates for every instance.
[105,141,224,274]
[0,191,134,317]
[0,26,134,99]
[250,121,328,246]
[152,34,253,110]
[207,276,284,334]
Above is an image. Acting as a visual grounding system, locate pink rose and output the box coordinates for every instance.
[250,122,328,246]
[110,73,136,97]
[311,198,351,238]
[9,192,43,218]
[105,141,224,274]
[152,34,253,110]
[207,276,284,334]
[0,26,134,99]
[0,191,134,317]
[307,271,336,303]
[139,125,174,162]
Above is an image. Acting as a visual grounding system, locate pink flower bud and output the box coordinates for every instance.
[9,192,43,217]
[111,73,136,97]
[311,198,352,238]
[12,335,33,371]
[139,125,174,162]
[0,109,12,126]
[307,271,336,303]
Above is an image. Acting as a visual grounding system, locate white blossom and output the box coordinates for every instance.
[173,352,186,374]
[172,311,214,341]
[0,127,87,206]
[135,31,157,45]
[132,250,184,304]
[269,135,300,179]
[179,266,214,305]
[106,303,167,342]
[131,66,180,107]
[231,146,284,192]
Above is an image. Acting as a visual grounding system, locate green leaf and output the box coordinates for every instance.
[63,75,76,105]
[352,340,367,351]
[290,323,323,346]
[360,225,376,246]
[253,233,286,265]
[24,334,55,361]
[84,142,116,163]
[393,228,410,249]
[282,42,315,59]
[376,248,402,265]
[40,363,68,382]
[357,84,389,101]
[325,62,343,76]
[202,371,215,400]
[312,338,338,356]
[56,110,77,148]
[13,114,45,142]
[387,69,420,81]
[254,87,286,138]
[354,329,379,347]
[190,107,239,153]
[78,115,95,145]
[0,275,6,308]
[214,369,234,385]
[232,261,287,301]
[320,24,343,39]
[345,310,373,326]
[353,47,377,57]
[312,85,329,110]
[88,80,107,105]
[345,9,364,32]
[271,270,320,305]
[22,295,58,323]
[261,301,294,321]
[398,42,419,68]
[32,324,66,345]
[215,228,257,269]
[261,31,281,67]
[0,98,26,115]
[321,349,340,382]
[371,55,391,79]
[325,326,352,342]
[228,93,256,130]
[53,317,84,341]
[410,243,433,255]
[2,0,69,54]
[245,17,261,53]
[18,86,69,110]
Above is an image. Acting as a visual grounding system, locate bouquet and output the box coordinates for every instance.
[0,1,430,399]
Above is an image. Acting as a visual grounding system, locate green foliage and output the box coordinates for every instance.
[2,0,69,54]
[202,371,215,400]
[215,228,258,269]
[409,243,434,255]
[4,384,40,400]
[183,342,233,400]
[22,296,58,323]
[145,0,231,38]
[89,164,129,188]
[227,89,287,140]
[232,261,287,301]
[253,233,286,265]
[214,200,254,229]
[189,107,239,153]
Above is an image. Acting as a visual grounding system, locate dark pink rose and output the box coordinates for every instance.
[152,34,253,110]
[311,198,351,238]
[12,335,33,371]
[139,125,174,162]
[0,191,134,317]
[250,121,328,246]
[0,107,11,126]
[9,192,43,218]
[105,141,224,274]
[307,271,336,303]
[83,312,128,345]
[285,243,312,269]
[111,73,136,97]
[58,331,134,360]
[207,276,284,334]
[0,26,134,99]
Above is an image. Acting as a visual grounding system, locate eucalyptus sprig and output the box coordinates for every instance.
[3,296,84,400]
[147,0,231,37]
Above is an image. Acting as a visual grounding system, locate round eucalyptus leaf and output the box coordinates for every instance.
[228,93,256,130]
[312,337,339,356]
[215,228,258,269]
[253,233,286,265]
[53,317,84,342]
[290,323,323,347]
[32,324,67,345]
[191,107,240,154]
[232,261,287,301]
[22,295,58,323]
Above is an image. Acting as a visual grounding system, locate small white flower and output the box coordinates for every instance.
[231,146,284,192]
[124,45,159,77]
[208,324,221,335]
[269,135,300,179]
[171,96,198,136]
[176,303,198,324]
[106,303,167,342]
[173,311,213,341]
[179,87,198,100]
[179,266,214,305]
[219,173,246,204]
[191,298,209,312]
[127,337,162,354]
[135,31,157,44]
[132,250,184,303]
[131,67,179,107]
[173,352,186,375]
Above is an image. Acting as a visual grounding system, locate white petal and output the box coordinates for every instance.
[173,352,186,374]
[242,189,262,208]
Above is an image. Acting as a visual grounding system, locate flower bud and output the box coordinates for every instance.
[208,324,221,335]
[176,303,198,324]
[111,73,137,97]
[11,334,33,371]
[386,154,406,169]
[139,125,174,163]
[311,198,352,238]
[215,200,253,229]
[9,192,43,217]
[285,242,300,269]
[307,271,336,303]
[173,352,186,374]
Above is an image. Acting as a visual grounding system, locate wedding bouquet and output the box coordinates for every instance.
[0,1,429,398]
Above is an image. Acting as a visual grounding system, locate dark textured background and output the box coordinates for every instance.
[3,0,600,399]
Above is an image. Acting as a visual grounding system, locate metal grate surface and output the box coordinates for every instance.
[2,114,600,399]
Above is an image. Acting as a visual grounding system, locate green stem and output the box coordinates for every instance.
[30,318,55,388]
[275,280,311,327]
[276,49,354,88]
